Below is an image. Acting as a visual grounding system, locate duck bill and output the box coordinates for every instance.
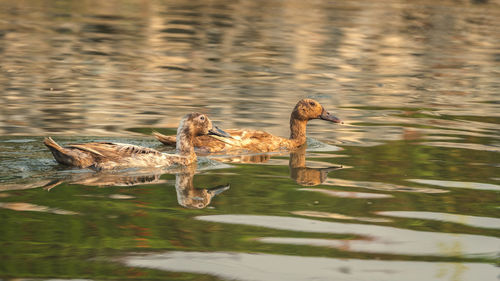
[320,110,342,123]
[208,125,232,138]
[207,184,231,197]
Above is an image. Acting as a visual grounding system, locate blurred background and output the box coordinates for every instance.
[1,0,498,142]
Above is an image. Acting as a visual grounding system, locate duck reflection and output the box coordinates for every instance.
[175,164,230,209]
[42,165,229,209]
[211,145,342,186]
[289,145,343,186]
[208,152,274,164]
[43,171,164,189]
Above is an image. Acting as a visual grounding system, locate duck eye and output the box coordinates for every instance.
[200,116,205,121]
[309,101,315,106]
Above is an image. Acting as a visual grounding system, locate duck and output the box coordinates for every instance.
[44,112,231,170]
[154,98,342,152]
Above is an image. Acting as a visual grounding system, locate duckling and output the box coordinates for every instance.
[154,98,341,152]
[44,112,231,170]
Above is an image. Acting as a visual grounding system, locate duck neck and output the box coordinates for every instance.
[289,113,308,146]
[176,124,196,162]
[175,164,197,208]
[289,145,307,168]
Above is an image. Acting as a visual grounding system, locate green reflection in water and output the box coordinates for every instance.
[0,138,498,279]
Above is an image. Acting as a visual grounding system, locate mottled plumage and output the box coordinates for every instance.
[154,99,341,153]
[44,113,230,170]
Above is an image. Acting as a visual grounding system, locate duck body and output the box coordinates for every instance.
[155,129,290,152]
[44,138,190,170]
[155,99,341,153]
[44,113,230,170]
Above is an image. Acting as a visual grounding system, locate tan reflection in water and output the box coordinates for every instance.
[292,210,391,223]
[208,144,344,190]
[407,179,500,191]
[122,251,497,281]
[210,152,275,164]
[288,146,393,198]
[7,165,229,209]
[43,170,166,189]
[419,141,500,152]
[298,188,392,199]
[212,145,344,186]
[289,145,343,186]
[377,211,500,230]
[0,202,78,215]
[198,215,500,257]
[0,180,56,192]
[323,178,447,193]
[175,164,230,209]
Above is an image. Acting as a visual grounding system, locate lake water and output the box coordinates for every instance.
[1,0,499,280]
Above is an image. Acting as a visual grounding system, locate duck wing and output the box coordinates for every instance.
[229,129,274,140]
[152,131,176,145]
[224,129,287,151]
[66,142,162,159]
[154,129,287,152]
[192,129,278,152]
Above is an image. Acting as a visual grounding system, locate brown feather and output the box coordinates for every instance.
[154,99,339,153]
[152,131,176,145]
[44,113,220,170]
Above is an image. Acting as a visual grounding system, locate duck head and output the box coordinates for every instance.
[176,112,231,157]
[292,98,342,123]
[178,112,231,138]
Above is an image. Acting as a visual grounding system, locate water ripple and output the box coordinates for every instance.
[376,211,500,229]
[197,215,500,257]
[407,179,500,191]
[123,251,498,281]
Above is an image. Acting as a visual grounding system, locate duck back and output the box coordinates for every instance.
[155,129,291,153]
[44,137,187,170]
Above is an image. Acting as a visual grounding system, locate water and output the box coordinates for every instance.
[1,0,499,280]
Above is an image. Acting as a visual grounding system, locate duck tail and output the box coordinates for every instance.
[44,137,64,152]
[44,137,69,165]
[44,137,85,167]
[152,131,177,146]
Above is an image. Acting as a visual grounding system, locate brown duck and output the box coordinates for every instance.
[154,99,341,152]
[44,112,231,170]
